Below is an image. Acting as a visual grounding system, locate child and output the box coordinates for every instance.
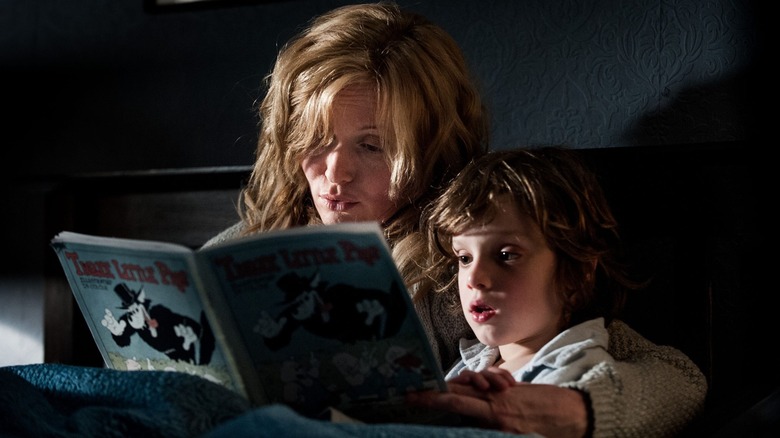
[423,146,638,389]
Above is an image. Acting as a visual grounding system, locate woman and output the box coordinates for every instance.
[205,2,706,436]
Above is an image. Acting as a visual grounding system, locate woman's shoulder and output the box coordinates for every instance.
[606,319,654,354]
[201,221,246,248]
[606,318,691,361]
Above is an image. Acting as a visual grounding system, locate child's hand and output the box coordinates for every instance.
[447,366,517,391]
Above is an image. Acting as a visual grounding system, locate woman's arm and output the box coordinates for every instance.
[407,380,590,437]
[573,319,708,437]
[409,319,707,437]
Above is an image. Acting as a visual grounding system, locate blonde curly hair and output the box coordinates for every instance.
[238,2,489,299]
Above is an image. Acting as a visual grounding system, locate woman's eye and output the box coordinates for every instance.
[457,254,472,265]
[305,140,331,157]
[499,251,519,261]
[360,142,382,153]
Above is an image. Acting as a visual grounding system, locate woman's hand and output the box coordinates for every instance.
[407,369,589,438]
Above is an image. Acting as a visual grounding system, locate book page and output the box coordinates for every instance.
[50,232,239,393]
[196,222,446,422]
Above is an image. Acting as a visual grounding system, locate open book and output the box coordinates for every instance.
[50,222,447,423]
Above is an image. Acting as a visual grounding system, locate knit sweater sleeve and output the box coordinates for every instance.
[201,221,246,249]
[412,289,471,372]
[565,319,708,437]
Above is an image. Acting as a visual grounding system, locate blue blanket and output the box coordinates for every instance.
[0,364,250,438]
[0,364,524,438]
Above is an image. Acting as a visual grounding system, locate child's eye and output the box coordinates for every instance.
[456,253,472,265]
[499,251,520,262]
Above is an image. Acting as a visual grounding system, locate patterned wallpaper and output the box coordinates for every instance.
[419,0,761,150]
[0,0,765,176]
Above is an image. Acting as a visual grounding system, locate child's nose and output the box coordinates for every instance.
[467,259,493,290]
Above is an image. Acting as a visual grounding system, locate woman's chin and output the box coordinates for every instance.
[319,210,379,225]
[319,211,354,224]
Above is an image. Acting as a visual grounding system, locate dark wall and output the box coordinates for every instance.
[2,0,340,179]
[2,0,766,270]
[1,0,766,180]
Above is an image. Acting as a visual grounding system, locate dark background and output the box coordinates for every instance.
[0,0,770,431]
[1,0,767,270]
[1,0,766,179]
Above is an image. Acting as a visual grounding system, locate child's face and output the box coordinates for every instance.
[452,195,563,349]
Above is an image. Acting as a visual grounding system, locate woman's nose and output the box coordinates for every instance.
[324,147,355,184]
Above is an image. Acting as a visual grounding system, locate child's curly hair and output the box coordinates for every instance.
[422,146,641,328]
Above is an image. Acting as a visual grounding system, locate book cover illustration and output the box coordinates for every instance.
[200,224,445,418]
[51,238,235,390]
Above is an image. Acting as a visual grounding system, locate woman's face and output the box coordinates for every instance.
[301,84,398,225]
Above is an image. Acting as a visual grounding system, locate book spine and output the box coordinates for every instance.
[191,254,267,405]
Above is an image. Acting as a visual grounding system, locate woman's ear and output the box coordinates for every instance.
[584,258,598,284]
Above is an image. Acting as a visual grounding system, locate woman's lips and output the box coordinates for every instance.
[469,301,496,323]
[321,195,357,211]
